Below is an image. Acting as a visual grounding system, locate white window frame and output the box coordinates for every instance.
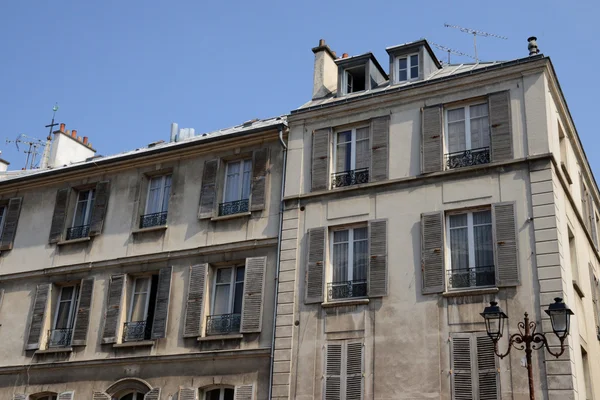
[128,276,152,323]
[328,225,369,284]
[52,285,80,330]
[444,102,489,156]
[395,53,419,83]
[144,174,172,214]
[72,189,95,227]
[223,159,252,203]
[204,387,235,400]
[333,126,370,174]
[210,266,245,316]
[344,70,354,94]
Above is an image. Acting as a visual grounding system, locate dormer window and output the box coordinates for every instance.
[396,54,419,82]
[344,66,366,94]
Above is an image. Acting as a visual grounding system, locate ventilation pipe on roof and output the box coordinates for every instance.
[528,36,539,56]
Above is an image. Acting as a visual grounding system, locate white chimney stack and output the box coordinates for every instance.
[48,124,96,167]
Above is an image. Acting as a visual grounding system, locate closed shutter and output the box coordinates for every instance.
[151,266,172,339]
[325,343,342,400]
[311,128,331,191]
[580,175,589,231]
[183,263,207,337]
[250,148,269,211]
[492,202,520,286]
[89,181,110,236]
[240,257,266,333]
[0,289,3,311]
[346,341,364,400]
[476,334,499,400]
[368,219,388,297]
[58,392,74,400]
[305,227,326,304]
[178,388,197,400]
[144,388,161,400]
[234,384,254,400]
[101,274,125,344]
[71,277,95,346]
[0,197,23,250]
[588,193,597,248]
[92,392,111,400]
[451,334,474,400]
[489,91,513,162]
[591,265,600,340]
[26,283,51,350]
[370,116,389,182]
[421,105,443,173]
[198,159,219,219]
[421,212,445,294]
[13,395,27,400]
[49,188,70,243]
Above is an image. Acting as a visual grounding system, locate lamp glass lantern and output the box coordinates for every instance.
[480,301,508,341]
[545,297,574,340]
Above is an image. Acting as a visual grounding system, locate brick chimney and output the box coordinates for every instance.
[311,39,338,100]
[48,124,96,167]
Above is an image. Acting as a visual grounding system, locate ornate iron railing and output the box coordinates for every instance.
[66,224,90,240]
[331,168,369,188]
[327,280,368,301]
[447,266,496,289]
[218,199,249,216]
[206,313,242,335]
[139,211,168,229]
[48,328,73,347]
[123,321,151,342]
[445,147,490,169]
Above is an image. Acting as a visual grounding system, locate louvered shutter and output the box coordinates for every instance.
[26,283,51,350]
[591,265,600,340]
[421,105,443,173]
[89,181,110,236]
[305,227,326,304]
[451,334,474,400]
[250,148,269,211]
[0,289,4,310]
[151,266,172,339]
[368,219,387,297]
[346,342,364,400]
[178,387,197,400]
[92,392,111,400]
[489,91,513,162]
[0,197,22,250]
[144,388,161,400]
[311,128,331,191]
[580,175,589,230]
[12,394,27,400]
[240,257,266,333]
[370,116,389,182]
[49,188,70,243]
[492,202,520,286]
[101,274,125,344]
[476,334,499,400]
[58,392,74,400]
[198,159,219,219]
[183,264,207,337]
[234,384,254,400]
[325,343,342,400]
[71,277,94,345]
[421,212,445,294]
[588,193,597,248]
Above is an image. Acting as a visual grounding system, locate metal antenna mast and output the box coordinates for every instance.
[444,23,507,62]
[40,104,59,169]
[428,41,476,64]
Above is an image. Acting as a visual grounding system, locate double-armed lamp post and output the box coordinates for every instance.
[480,298,574,400]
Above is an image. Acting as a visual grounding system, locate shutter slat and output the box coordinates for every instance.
[234,384,254,400]
[489,91,513,162]
[71,277,94,345]
[0,197,22,250]
[370,116,389,182]
[198,159,219,219]
[250,148,269,211]
[346,342,363,400]
[368,219,387,297]
[26,283,51,350]
[421,106,443,173]
[89,181,110,236]
[421,212,445,294]
[58,391,74,400]
[240,257,267,333]
[305,227,326,304]
[12,395,26,400]
[101,275,124,344]
[451,335,474,400]
[325,343,342,400]
[493,202,520,286]
[590,265,600,339]
[151,266,172,339]
[178,388,197,400]
[144,388,161,400]
[311,128,331,191]
[92,392,111,400]
[477,334,499,400]
[49,188,70,243]
[184,264,207,337]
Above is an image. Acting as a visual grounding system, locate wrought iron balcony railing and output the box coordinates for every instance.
[327,280,368,301]
[331,168,369,188]
[206,313,242,335]
[48,328,73,347]
[445,147,490,169]
[218,199,249,216]
[66,224,90,240]
[139,211,168,229]
[447,266,496,290]
[123,320,151,342]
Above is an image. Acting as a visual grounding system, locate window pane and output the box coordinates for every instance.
[410,55,419,79]
[216,268,232,284]
[447,108,466,152]
[161,175,172,212]
[241,159,252,200]
[355,127,370,170]
[224,389,234,400]
[213,285,231,315]
[333,230,349,282]
[449,214,469,271]
[55,301,72,329]
[134,277,151,293]
[470,111,490,149]
[336,132,352,172]
[353,228,368,281]
[449,214,468,228]
[473,211,493,268]
[398,69,407,82]
[233,281,244,314]
[146,178,162,214]
[236,266,245,282]
[206,390,221,400]
[225,162,241,202]
[130,292,148,321]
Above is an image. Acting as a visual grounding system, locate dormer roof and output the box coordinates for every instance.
[385,39,442,69]
[335,53,388,79]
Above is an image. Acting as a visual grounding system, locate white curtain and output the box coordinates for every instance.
[473,210,493,267]
[449,214,469,270]
[131,277,150,322]
[213,268,232,315]
[447,108,466,153]
[333,230,349,282]
[225,162,241,202]
[353,227,368,281]
[336,131,352,172]
[147,177,163,214]
[469,104,490,149]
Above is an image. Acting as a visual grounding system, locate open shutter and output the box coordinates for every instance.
[489,91,512,162]
[198,159,219,219]
[368,219,387,297]
[144,388,161,400]
[0,197,22,250]
[58,392,74,400]
[421,105,443,173]
[71,277,94,346]
[178,388,197,400]
[92,393,111,400]
[346,341,364,400]
[151,266,172,339]
[49,188,70,243]
[476,334,499,400]
[234,384,254,400]
[311,128,331,191]
[101,274,125,344]
[370,116,389,182]
[591,265,600,340]
[240,257,267,333]
[451,334,474,400]
[183,264,207,337]
[421,212,445,294]
[250,148,269,211]
[588,193,597,248]
[305,227,326,304]
[492,202,520,286]
[0,289,4,310]
[325,343,342,400]
[89,181,110,236]
[26,283,51,350]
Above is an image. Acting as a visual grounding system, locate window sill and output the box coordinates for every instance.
[132,225,167,234]
[197,334,244,342]
[57,237,91,246]
[35,347,73,354]
[442,287,499,297]
[113,340,155,348]
[321,298,370,308]
[210,212,251,222]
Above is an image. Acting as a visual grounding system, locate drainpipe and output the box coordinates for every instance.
[268,125,287,399]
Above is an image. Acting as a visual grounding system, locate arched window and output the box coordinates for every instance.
[31,394,57,400]
[117,392,143,400]
[205,387,234,400]
[105,378,152,400]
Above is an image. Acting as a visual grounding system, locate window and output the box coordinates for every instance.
[558,124,572,184]
[205,388,234,400]
[396,54,419,82]
[324,340,363,400]
[329,227,368,300]
[445,103,490,169]
[451,333,499,400]
[332,127,370,188]
[343,66,366,94]
[207,266,245,335]
[219,159,252,216]
[32,394,57,400]
[66,189,95,240]
[124,276,158,342]
[568,227,582,293]
[140,175,171,228]
[119,393,143,400]
[582,347,592,400]
[49,285,80,347]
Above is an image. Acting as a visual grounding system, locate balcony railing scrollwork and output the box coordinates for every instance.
[206,313,242,335]
[218,199,249,216]
[139,211,168,229]
[123,320,151,342]
[445,147,490,169]
[66,224,90,240]
[48,328,73,347]
[447,265,496,289]
[331,168,369,188]
[327,280,368,301]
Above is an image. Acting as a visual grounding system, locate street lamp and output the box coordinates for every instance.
[480,298,574,400]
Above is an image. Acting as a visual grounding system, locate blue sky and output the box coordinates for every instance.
[1,0,598,176]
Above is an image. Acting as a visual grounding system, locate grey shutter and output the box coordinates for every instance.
[101,274,125,344]
[311,128,331,191]
[178,388,197,400]
[0,289,4,310]
[71,277,94,346]
[151,266,172,339]
[92,392,111,400]
[489,91,513,162]
[451,334,474,400]
[250,148,269,211]
[588,193,597,248]
[26,283,51,350]
[0,197,22,250]
[183,264,207,337]
[421,212,445,294]
[421,105,443,173]
[13,395,27,400]
[493,202,520,286]
[346,341,364,400]
[198,159,219,219]
[580,175,589,230]
[58,392,74,400]
[305,227,326,304]
[476,334,499,400]
[370,116,389,182]
[368,219,387,297]
[591,265,600,340]
[240,257,267,333]
[89,181,110,236]
[325,343,342,400]
[49,188,70,243]
[234,384,254,400]
[144,388,161,400]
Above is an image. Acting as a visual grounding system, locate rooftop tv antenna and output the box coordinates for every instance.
[444,23,507,62]
[40,104,59,169]
[6,134,45,170]
[428,41,476,64]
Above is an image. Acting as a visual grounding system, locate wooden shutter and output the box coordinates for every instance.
[305,227,326,304]
[421,105,443,173]
[0,197,22,250]
[26,283,51,350]
[92,392,111,400]
[325,343,342,400]
[89,181,110,236]
[198,159,219,219]
[183,264,207,337]
[178,387,197,400]
[451,334,474,400]
[368,219,387,297]
[71,277,94,346]
[250,148,269,211]
[421,212,445,294]
[101,274,125,344]
[370,116,389,182]
[58,392,74,400]
[49,188,70,243]
[240,257,267,333]
[151,266,172,339]
[580,175,589,231]
[144,388,161,400]
[346,341,364,400]
[12,395,27,400]
[311,128,331,191]
[476,334,499,400]
[492,202,520,286]
[489,91,513,162]
[590,265,600,340]
[588,193,597,248]
[0,289,3,310]
[234,384,254,400]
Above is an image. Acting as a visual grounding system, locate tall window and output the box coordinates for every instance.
[49,285,79,347]
[67,189,95,240]
[32,394,57,400]
[343,66,366,94]
[207,266,245,335]
[332,127,370,188]
[324,340,363,400]
[329,227,368,300]
[396,54,419,82]
[446,103,490,169]
[141,175,171,228]
[451,333,499,400]
[124,276,157,341]
[205,388,234,400]
[220,159,252,216]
